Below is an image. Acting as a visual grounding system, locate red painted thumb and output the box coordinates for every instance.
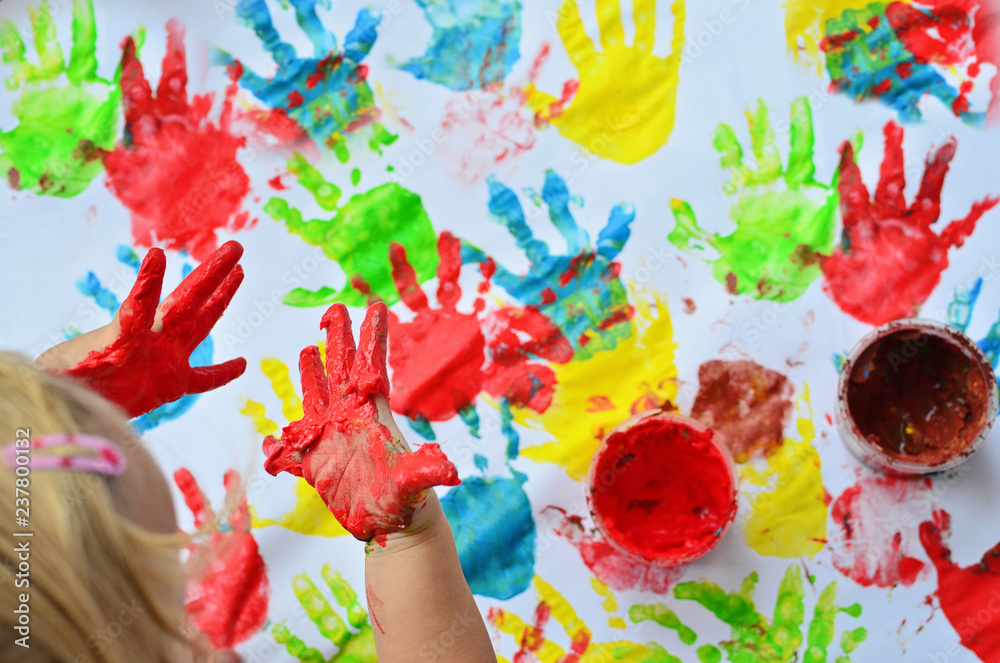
[391,443,460,497]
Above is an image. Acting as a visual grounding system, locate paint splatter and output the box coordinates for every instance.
[0,0,119,196]
[739,386,827,558]
[72,247,217,432]
[437,86,536,185]
[920,510,1000,663]
[63,242,247,419]
[392,0,521,90]
[513,291,676,480]
[273,564,376,662]
[240,357,349,538]
[216,0,394,159]
[786,0,896,68]
[175,468,269,649]
[791,1,1000,125]
[550,507,683,594]
[669,97,838,302]
[822,121,998,326]
[102,21,254,261]
[690,360,794,462]
[490,576,684,661]
[671,564,867,662]
[440,475,537,600]
[525,0,685,164]
[261,303,460,542]
[264,153,439,308]
[463,169,636,360]
[829,474,933,588]
[948,277,1000,386]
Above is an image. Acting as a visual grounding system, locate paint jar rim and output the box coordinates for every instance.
[585,410,740,568]
[836,318,999,475]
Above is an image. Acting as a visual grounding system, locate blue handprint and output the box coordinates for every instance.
[947,277,1000,388]
[391,0,521,91]
[70,246,214,432]
[214,0,394,160]
[462,170,636,361]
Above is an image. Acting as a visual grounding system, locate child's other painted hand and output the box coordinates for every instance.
[52,241,247,417]
[262,302,460,543]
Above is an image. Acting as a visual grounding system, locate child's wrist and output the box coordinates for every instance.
[365,492,448,556]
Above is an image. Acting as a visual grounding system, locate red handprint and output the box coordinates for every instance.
[388,232,486,423]
[62,241,247,418]
[822,121,999,326]
[920,510,1000,663]
[261,302,460,541]
[102,20,253,261]
[174,468,269,650]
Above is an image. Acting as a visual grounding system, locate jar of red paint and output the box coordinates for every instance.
[586,411,739,567]
[837,319,999,475]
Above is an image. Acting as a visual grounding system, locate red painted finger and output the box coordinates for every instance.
[436,232,463,311]
[940,196,1000,249]
[159,240,244,332]
[320,304,356,391]
[348,302,390,399]
[389,243,430,313]
[874,122,906,218]
[262,434,304,477]
[187,357,247,394]
[174,467,213,529]
[298,345,330,418]
[222,469,250,532]
[836,143,870,235]
[185,264,244,351]
[390,443,460,498]
[119,36,154,128]
[118,248,166,340]
[157,20,190,115]
[911,138,957,227]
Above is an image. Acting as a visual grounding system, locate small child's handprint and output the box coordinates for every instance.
[217,0,393,159]
[0,0,119,196]
[525,0,685,164]
[264,152,439,308]
[462,170,635,360]
[392,0,521,91]
[174,468,270,650]
[669,97,839,302]
[102,21,254,261]
[822,120,999,326]
[273,564,376,662]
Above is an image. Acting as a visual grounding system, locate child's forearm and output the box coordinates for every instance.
[33,322,116,372]
[365,492,496,663]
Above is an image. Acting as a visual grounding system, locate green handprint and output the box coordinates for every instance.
[264,152,438,308]
[668,97,840,302]
[274,564,376,663]
[0,0,123,196]
[631,565,867,663]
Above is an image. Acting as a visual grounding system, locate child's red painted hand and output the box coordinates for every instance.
[262,302,461,542]
[61,241,247,417]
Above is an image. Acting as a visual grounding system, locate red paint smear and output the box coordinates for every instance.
[829,474,933,588]
[822,121,999,326]
[287,89,304,108]
[551,508,683,594]
[175,468,269,649]
[268,174,285,190]
[540,287,557,305]
[590,416,737,563]
[439,87,536,186]
[820,28,860,51]
[388,233,487,422]
[490,587,590,662]
[482,306,573,412]
[528,42,552,84]
[102,22,254,261]
[690,360,793,462]
[598,304,635,330]
[262,302,460,541]
[478,257,497,294]
[366,584,386,635]
[63,242,247,417]
[920,510,1000,662]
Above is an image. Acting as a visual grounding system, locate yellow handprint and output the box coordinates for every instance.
[527,0,685,164]
[241,355,348,538]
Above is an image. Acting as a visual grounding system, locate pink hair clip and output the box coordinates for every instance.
[2,433,128,476]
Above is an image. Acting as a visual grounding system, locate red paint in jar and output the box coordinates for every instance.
[586,411,738,567]
[837,319,998,474]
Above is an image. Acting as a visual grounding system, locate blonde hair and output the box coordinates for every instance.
[0,353,193,662]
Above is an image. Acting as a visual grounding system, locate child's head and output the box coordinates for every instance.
[0,353,190,662]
